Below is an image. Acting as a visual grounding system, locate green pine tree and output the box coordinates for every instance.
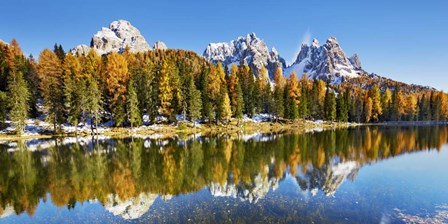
[324,88,336,121]
[85,78,103,134]
[7,71,29,135]
[187,77,202,125]
[127,80,142,128]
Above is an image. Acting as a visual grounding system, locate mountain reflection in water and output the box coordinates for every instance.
[0,126,447,221]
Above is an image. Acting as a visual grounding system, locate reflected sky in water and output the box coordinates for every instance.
[0,126,448,223]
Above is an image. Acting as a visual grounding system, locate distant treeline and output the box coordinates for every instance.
[0,40,448,134]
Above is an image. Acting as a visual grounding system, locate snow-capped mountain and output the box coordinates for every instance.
[203,33,286,80]
[71,20,151,55]
[284,37,363,84]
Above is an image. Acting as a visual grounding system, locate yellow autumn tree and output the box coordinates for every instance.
[288,71,300,107]
[158,59,173,117]
[37,49,64,130]
[105,52,129,126]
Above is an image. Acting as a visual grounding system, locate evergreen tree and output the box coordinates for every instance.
[336,90,349,122]
[273,84,284,119]
[238,65,255,116]
[228,64,239,116]
[7,71,29,135]
[85,78,103,134]
[126,79,141,128]
[0,91,6,124]
[390,87,403,121]
[62,53,83,128]
[324,88,336,121]
[53,44,65,61]
[187,76,202,125]
[430,92,442,121]
[234,82,244,124]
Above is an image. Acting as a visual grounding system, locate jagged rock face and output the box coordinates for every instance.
[153,41,167,50]
[203,33,286,80]
[349,54,362,70]
[285,37,362,84]
[104,193,159,220]
[70,44,90,55]
[72,20,151,56]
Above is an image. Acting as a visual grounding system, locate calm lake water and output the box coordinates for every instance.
[0,126,448,223]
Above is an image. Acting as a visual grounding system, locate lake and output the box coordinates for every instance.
[0,126,448,223]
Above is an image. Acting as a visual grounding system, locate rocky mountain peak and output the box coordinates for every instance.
[285,36,362,84]
[153,41,167,50]
[71,20,151,56]
[349,54,362,70]
[312,38,320,48]
[203,33,285,80]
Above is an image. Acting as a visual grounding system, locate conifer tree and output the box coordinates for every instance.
[158,59,174,118]
[391,87,404,121]
[288,71,300,108]
[234,82,244,124]
[62,53,83,128]
[7,71,29,135]
[105,52,129,126]
[37,49,64,131]
[336,89,349,122]
[363,97,373,122]
[273,68,285,119]
[228,64,239,115]
[368,84,382,122]
[126,79,141,128]
[324,88,336,121]
[186,76,202,124]
[0,92,6,124]
[428,92,440,121]
[85,78,103,134]
[218,90,232,123]
[381,88,392,121]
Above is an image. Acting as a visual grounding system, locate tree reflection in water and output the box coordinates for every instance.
[0,126,447,219]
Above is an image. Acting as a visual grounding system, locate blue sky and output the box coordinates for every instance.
[1,0,447,90]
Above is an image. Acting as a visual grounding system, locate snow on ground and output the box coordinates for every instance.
[243,114,273,123]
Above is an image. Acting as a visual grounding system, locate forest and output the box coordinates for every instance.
[1,39,448,134]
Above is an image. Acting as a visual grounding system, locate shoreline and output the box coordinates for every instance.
[0,120,362,141]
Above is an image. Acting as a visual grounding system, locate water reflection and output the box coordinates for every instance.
[0,126,447,220]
